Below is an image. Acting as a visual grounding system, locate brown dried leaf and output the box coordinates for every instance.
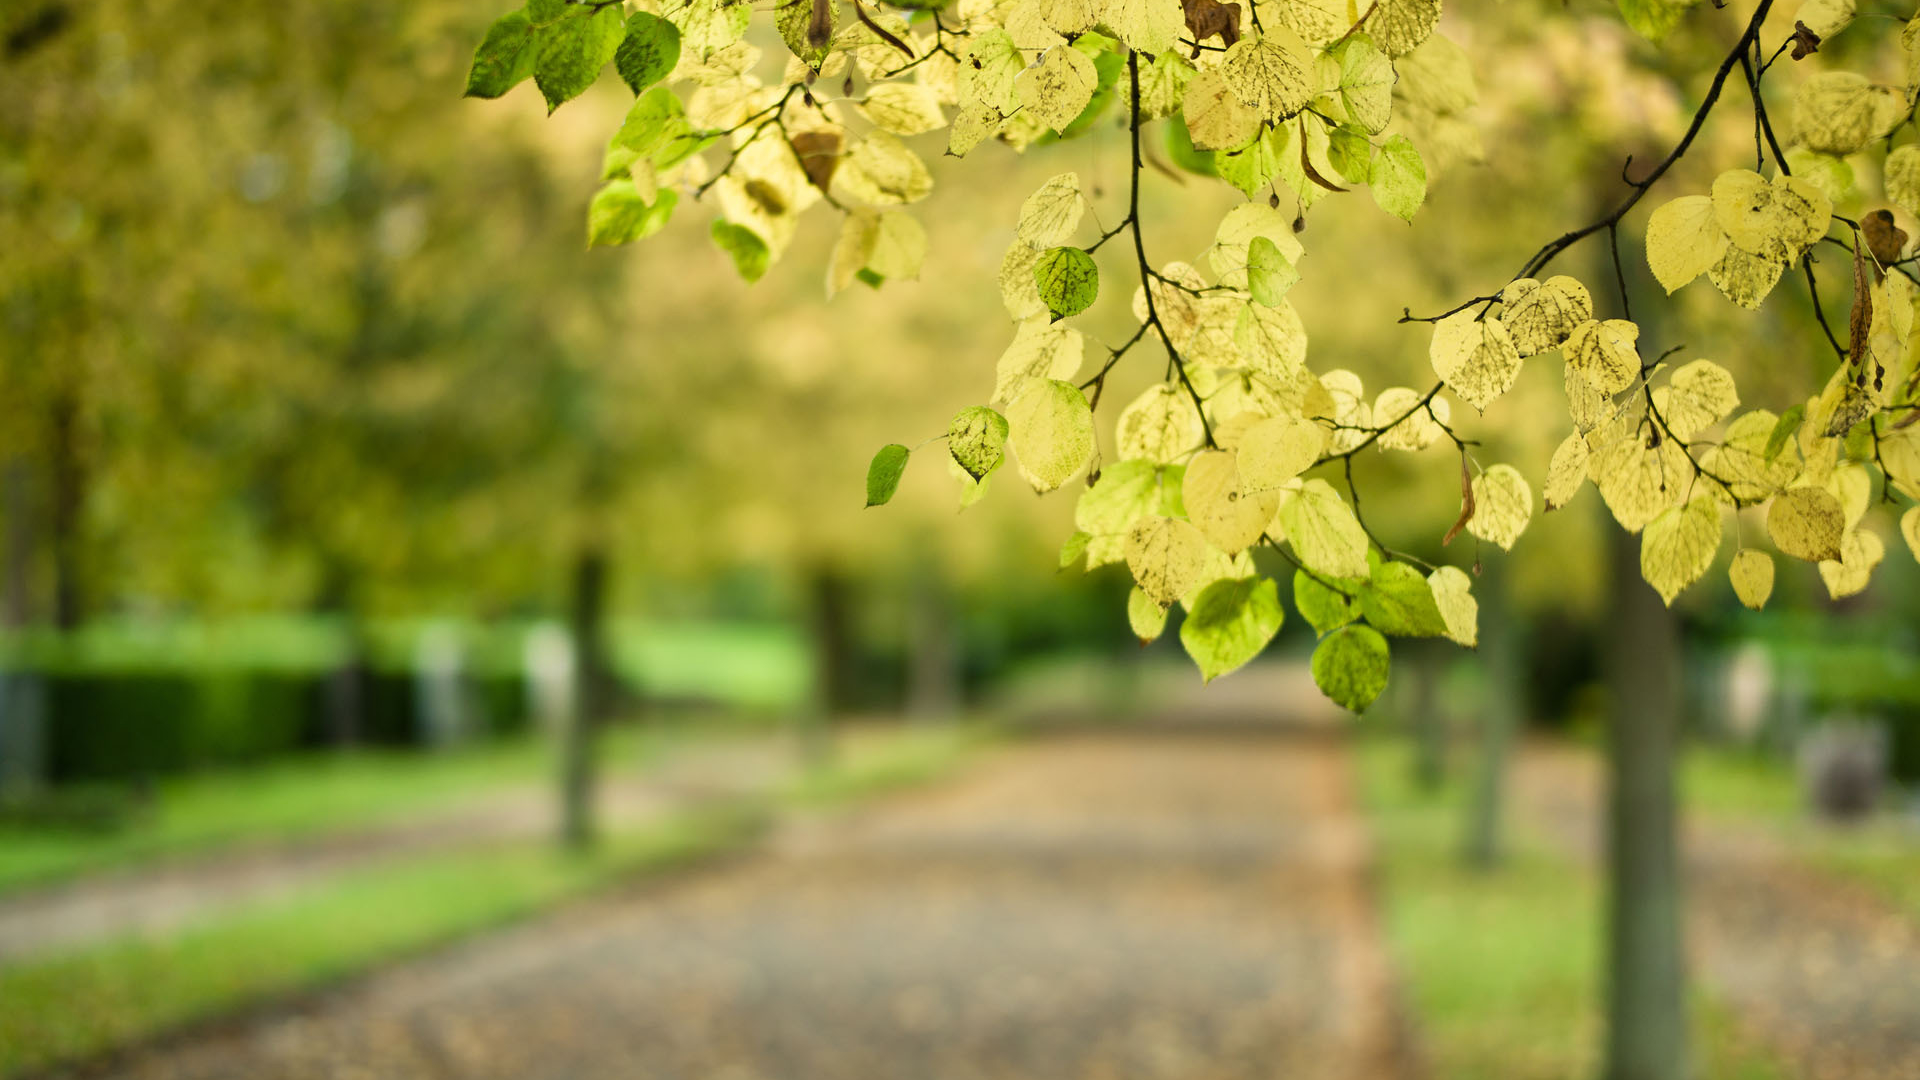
[1848,239,1872,373]
[1181,0,1241,52]
[1862,209,1907,272]
[790,130,843,193]
[1789,20,1821,61]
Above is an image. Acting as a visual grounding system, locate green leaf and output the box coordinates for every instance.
[1355,560,1448,638]
[466,10,541,99]
[587,182,676,246]
[1059,530,1092,570]
[710,220,769,282]
[947,405,1010,480]
[611,88,714,168]
[1370,134,1426,222]
[615,12,681,94]
[866,444,910,507]
[1033,247,1099,319]
[1617,0,1698,42]
[1293,570,1357,636]
[1164,114,1218,177]
[1128,586,1169,644]
[1215,123,1289,198]
[855,267,886,289]
[1326,124,1373,185]
[1245,236,1297,306]
[1180,576,1284,682]
[1311,624,1390,712]
[535,4,626,113]
[1764,403,1805,461]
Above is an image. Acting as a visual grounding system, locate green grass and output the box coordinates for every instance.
[0,723,988,1079]
[1357,737,1791,1080]
[1684,748,1920,923]
[0,725,671,894]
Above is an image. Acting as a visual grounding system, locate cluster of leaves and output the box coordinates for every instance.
[469,0,1920,712]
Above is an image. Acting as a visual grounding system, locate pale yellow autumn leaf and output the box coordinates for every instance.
[1184,450,1281,554]
[1126,516,1210,605]
[1818,528,1884,598]
[1278,479,1371,580]
[1118,383,1205,464]
[1544,431,1591,510]
[1468,464,1532,550]
[1644,195,1728,294]
[1640,496,1723,605]
[1006,378,1095,493]
[1729,549,1774,609]
[1427,565,1478,647]
[1767,485,1847,562]
[1500,276,1593,356]
[1429,310,1523,411]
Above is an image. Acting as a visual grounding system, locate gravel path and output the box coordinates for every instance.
[69,723,1416,1080]
[1514,744,1920,1080]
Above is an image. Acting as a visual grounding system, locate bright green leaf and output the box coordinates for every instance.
[710,220,769,282]
[615,12,681,94]
[1311,624,1390,712]
[1180,576,1284,682]
[1033,247,1099,319]
[947,406,1010,480]
[866,444,910,507]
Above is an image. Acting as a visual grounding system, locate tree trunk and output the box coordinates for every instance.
[905,561,959,724]
[1405,641,1446,793]
[1601,524,1687,1080]
[800,565,855,764]
[47,382,83,632]
[560,543,609,850]
[1461,559,1518,870]
[4,458,35,629]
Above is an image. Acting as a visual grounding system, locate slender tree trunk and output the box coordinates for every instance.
[1601,524,1687,1080]
[1405,642,1446,793]
[905,561,958,724]
[561,543,608,850]
[47,383,83,632]
[4,458,34,629]
[1461,559,1518,870]
[800,565,854,764]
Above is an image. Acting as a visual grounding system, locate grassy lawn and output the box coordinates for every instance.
[1684,749,1920,923]
[1357,737,1789,1080]
[0,721,736,894]
[0,723,988,1078]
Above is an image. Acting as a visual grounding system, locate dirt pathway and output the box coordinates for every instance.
[66,722,1416,1080]
[1513,744,1920,1080]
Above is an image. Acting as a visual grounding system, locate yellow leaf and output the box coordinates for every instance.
[836,130,933,205]
[1468,464,1532,550]
[999,240,1046,319]
[1016,44,1098,133]
[1644,194,1728,294]
[1220,31,1315,123]
[1125,516,1210,605]
[1886,144,1920,217]
[1209,203,1305,281]
[1823,462,1871,528]
[1591,429,1691,532]
[1369,0,1442,56]
[1006,379,1095,493]
[1793,72,1905,155]
[1099,0,1185,55]
[1427,565,1478,647]
[1766,485,1846,562]
[1817,528,1884,598]
[1015,173,1087,249]
[1900,506,1920,563]
[1278,478,1371,579]
[859,83,947,135]
[1729,549,1774,610]
[1183,69,1263,151]
[992,317,1084,405]
[1707,244,1785,310]
[1653,359,1738,439]
[1238,413,1327,490]
[1639,496,1722,605]
[868,210,927,280]
[1183,450,1281,554]
[1375,387,1450,451]
[1429,310,1523,411]
[1564,318,1641,396]
[1500,276,1592,356]
[1541,432,1588,512]
[1118,383,1205,464]
[1699,409,1800,503]
[1710,168,1829,263]
[1235,301,1311,379]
